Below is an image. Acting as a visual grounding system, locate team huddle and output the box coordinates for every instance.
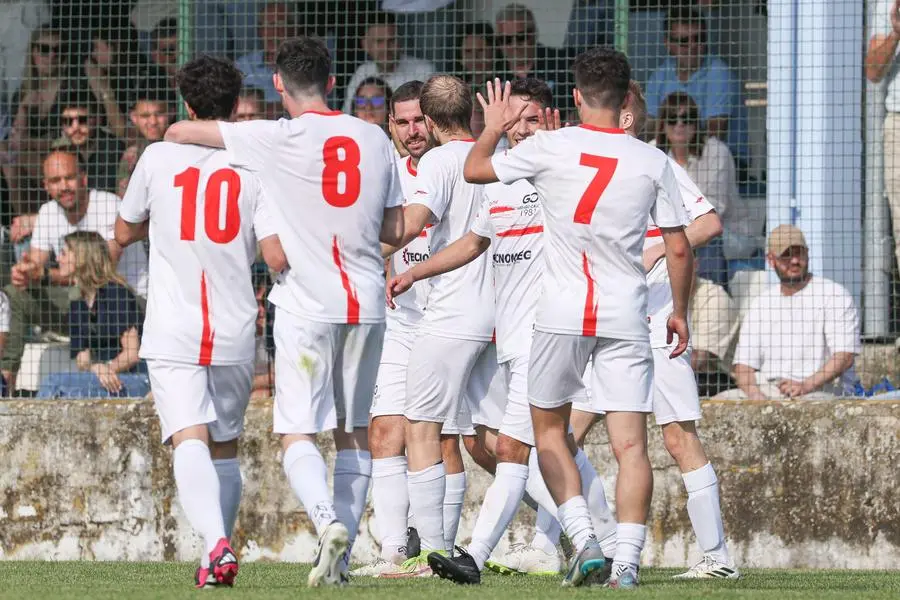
[113,35,739,591]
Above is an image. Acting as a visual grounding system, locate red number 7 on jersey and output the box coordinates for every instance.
[573,154,618,224]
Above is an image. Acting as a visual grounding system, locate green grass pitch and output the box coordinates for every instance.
[0,563,898,599]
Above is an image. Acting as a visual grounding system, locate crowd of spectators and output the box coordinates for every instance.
[0,1,848,402]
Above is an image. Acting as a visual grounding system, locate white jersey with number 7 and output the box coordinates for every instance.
[119,142,278,365]
[218,111,403,324]
[490,125,688,341]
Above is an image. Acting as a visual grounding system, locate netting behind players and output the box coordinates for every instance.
[0,0,890,400]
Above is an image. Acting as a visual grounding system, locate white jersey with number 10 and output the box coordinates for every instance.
[119,142,277,365]
[218,111,403,324]
[491,125,688,341]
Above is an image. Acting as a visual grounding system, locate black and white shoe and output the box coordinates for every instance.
[673,555,740,579]
[428,546,481,585]
[308,521,350,587]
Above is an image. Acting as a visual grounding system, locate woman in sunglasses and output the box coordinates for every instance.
[655,92,742,285]
[352,76,392,132]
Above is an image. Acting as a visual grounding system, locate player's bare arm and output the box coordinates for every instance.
[463,78,528,184]
[386,231,490,308]
[380,205,405,248]
[163,120,225,148]
[644,210,722,271]
[114,215,149,247]
[258,235,288,273]
[381,204,434,257]
[660,226,693,358]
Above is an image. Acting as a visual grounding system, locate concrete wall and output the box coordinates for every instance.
[1,399,899,568]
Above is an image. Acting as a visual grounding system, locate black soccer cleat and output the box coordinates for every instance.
[405,527,421,559]
[428,546,481,585]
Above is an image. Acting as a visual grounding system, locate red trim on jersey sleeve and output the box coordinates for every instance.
[332,235,361,324]
[199,271,215,365]
[496,225,544,237]
[406,156,417,177]
[301,110,343,116]
[459,138,476,142]
[581,252,598,337]
[489,206,516,214]
[646,227,662,237]
[578,124,626,134]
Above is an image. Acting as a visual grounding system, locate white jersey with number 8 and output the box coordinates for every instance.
[491,125,687,341]
[119,142,277,365]
[218,111,403,324]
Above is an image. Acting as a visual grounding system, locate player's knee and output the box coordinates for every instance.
[495,435,530,464]
[610,433,648,463]
[369,416,405,457]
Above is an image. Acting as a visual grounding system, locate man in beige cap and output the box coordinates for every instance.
[716,224,860,400]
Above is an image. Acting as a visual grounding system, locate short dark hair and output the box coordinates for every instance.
[509,78,552,109]
[420,75,472,132]
[365,10,397,30]
[130,76,177,111]
[573,46,631,111]
[239,86,267,104]
[151,18,177,45]
[275,36,331,97]
[391,80,424,114]
[176,55,243,120]
[655,92,705,157]
[665,6,707,40]
[59,85,98,116]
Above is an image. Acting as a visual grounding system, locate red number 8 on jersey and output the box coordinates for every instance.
[322,136,361,208]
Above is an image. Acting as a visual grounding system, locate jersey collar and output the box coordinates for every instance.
[578,124,626,134]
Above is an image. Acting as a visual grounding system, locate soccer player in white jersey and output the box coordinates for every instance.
[567,81,739,580]
[387,78,618,585]
[114,55,287,589]
[164,37,405,587]
[464,47,694,589]
[378,74,496,571]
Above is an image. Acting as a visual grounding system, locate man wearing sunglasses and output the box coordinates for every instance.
[51,87,125,195]
[645,6,747,170]
[494,3,575,119]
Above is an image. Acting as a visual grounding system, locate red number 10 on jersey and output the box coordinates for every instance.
[175,167,242,244]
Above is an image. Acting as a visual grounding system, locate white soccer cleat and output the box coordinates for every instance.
[673,555,741,580]
[349,558,411,578]
[308,521,350,587]
[485,543,561,576]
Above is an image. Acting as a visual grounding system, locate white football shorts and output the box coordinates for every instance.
[498,354,534,446]
[528,331,652,413]
[147,359,253,444]
[273,309,385,435]
[467,343,506,430]
[405,334,490,425]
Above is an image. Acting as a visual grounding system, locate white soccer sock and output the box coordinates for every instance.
[683,462,730,564]
[334,449,372,549]
[407,462,446,552]
[613,522,646,571]
[532,506,561,555]
[443,471,467,551]
[557,495,595,553]
[372,456,410,561]
[173,440,226,564]
[283,440,337,537]
[574,449,617,557]
[468,462,529,569]
[213,458,242,540]
[524,448,559,518]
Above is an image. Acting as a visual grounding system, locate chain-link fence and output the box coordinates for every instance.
[0,0,890,401]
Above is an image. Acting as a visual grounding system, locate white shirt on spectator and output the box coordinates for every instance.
[32,189,149,296]
[873,0,900,112]
[342,55,435,114]
[380,0,454,12]
[733,276,861,393]
[0,289,10,333]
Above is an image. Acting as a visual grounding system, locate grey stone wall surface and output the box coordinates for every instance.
[1,398,898,568]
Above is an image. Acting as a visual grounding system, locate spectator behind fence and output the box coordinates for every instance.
[494,3,576,117]
[1,151,149,391]
[117,87,175,197]
[149,18,178,82]
[865,0,900,282]
[0,0,50,126]
[690,262,740,397]
[51,86,125,195]
[716,225,860,401]
[381,0,462,72]
[352,77,392,132]
[235,2,297,104]
[454,22,508,88]
[655,92,745,284]
[563,0,614,52]
[645,6,748,171]
[36,230,148,399]
[342,11,435,114]
[251,264,274,399]
[235,87,267,121]
[0,290,8,396]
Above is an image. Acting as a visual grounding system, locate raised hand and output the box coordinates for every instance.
[536,106,562,132]
[477,78,528,135]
